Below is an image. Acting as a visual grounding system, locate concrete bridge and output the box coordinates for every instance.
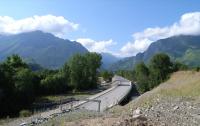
[76,75,132,111]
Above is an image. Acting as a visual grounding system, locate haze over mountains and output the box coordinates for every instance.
[110,35,200,71]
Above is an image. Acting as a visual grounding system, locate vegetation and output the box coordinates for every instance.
[109,71,200,118]
[135,53,187,93]
[115,70,135,82]
[111,35,200,71]
[0,53,101,118]
[19,110,32,117]
[68,53,102,90]
[135,62,149,93]
[0,31,88,69]
[148,53,173,88]
[100,70,113,82]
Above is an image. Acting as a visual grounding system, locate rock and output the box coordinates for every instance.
[132,114,141,119]
[173,106,179,110]
[145,108,149,112]
[132,108,142,116]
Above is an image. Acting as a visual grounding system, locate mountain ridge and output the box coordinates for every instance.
[110,35,200,71]
[0,31,89,69]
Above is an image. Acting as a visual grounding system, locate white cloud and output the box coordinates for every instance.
[121,12,200,57]
[76,38,116,53]
[0,15,79,38]
[121,39,152,56]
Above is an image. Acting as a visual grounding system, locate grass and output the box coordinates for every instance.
[40,110,102,126]
[34,90,100,103]
[37,94,91,103]
[156,71,200,98]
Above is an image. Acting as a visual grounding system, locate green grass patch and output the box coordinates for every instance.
[35,90,99,103]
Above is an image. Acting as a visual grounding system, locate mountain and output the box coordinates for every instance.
[110,35,200,71]
[0,31,88,69]
[100,52,121,69]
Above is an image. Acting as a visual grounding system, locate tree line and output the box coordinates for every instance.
[135,53,188,93]
[114,53,189,93]
[0,53,101,117]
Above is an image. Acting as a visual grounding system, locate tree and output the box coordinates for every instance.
[68,54,87,90]
[115,70,135,82]
[149,53,172,88]
[101,70,113,82]
[0,55,36,117]
[84,53,102,88]
[172,61,188,72]
[61,63,70,83]
[5,54,28,69]
[40,72,67,94]
[14,68,36,106]
[135,62,150,93]
[68,53,102,90]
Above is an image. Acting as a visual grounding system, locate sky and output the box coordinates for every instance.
[1,0,200,57]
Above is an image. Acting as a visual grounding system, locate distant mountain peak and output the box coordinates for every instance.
[0,30,88,69]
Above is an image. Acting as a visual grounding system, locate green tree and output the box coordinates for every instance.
[40,72,67,94]
[0,55,36,117]
[135,62,150,93]
[149,53,172,88]
[61,63,70,83]
[84,53,102,88]
[195,66,200,72]
[115,70,135,82]
[101,70,113,82]
[5,54,28,69]
[14,68,36,105]
[68,53,102,91]
[68,54,87,90]
[172,61,188,71]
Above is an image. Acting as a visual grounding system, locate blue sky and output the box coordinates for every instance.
[1,0,200,57]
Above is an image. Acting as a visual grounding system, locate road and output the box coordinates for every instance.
[77,75,132,111]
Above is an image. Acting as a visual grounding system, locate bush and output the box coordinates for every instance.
[19,110,32,117]
[101,70,113,82]
[195,67,200,72]
[135,62,150,93]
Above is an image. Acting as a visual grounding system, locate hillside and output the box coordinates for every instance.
[100,52,121,69]
[0,31,88,69]
[102,71,200,125]
[110,35,200,71]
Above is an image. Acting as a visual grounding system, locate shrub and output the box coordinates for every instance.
[19,110,32,117]
[195,67,200,72]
